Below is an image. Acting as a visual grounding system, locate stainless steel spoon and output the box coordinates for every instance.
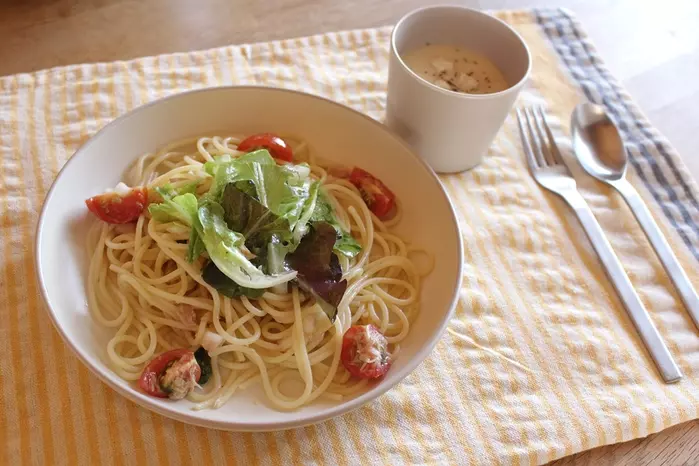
[571,102,699,330]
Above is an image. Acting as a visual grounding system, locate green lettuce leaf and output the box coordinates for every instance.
[186,232,206,263]
[148,191,198,224]
[205,150,311,229]
[195,201,296,289]
[309,189,361,258]
[221,183,291,243]
[309,190,334,223]
[203,150,274,202]
[156,181,199,197]
[334,232,362,257]
[266,234,292,276]
[201,261,266,298]
[294,180,327,243]
[220,184,295,292]
[148,186,205,262]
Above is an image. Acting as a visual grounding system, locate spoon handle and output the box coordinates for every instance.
[614,178,699,330]
[569,193,683,383]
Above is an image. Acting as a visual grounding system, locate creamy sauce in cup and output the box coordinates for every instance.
[402,44,509,94]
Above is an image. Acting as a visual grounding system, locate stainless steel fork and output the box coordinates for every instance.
[517,106,682,383]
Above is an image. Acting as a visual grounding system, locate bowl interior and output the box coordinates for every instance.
[36,86,462,430]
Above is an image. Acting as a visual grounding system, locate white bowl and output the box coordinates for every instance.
[35,86,462,431]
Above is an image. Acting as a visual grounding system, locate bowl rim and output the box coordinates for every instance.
[34,85,463,431]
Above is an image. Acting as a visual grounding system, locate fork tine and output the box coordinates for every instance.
[534,106,564,165]
[516,108,540,171]
[527,107,554,166]
[523,108,548,167]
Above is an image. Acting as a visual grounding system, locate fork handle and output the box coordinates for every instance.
[612,178,699,331]
[568,192,683,383]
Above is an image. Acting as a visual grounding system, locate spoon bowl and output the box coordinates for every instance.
[571,103,627,182]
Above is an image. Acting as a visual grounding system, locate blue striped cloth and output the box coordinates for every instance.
[536,8,699,261]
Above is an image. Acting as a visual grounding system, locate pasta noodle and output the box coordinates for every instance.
[86,135,427,410]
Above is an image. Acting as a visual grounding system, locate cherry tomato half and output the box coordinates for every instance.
[138,349,201,398]
[348,168,396,220]
[341,324,391,379]
[237,133,293,163]
[85,187,148,224]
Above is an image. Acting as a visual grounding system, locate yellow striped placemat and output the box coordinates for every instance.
[1,7,697,465]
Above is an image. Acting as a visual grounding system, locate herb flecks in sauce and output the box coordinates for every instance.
[402,44,509,95]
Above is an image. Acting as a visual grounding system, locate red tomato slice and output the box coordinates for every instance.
[341,324,391,379]
[85,187,148,224]
[237,133,293,162]
[348,168,396,220]
[138,349,200,398]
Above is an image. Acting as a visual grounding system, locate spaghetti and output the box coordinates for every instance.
[85,134,427,410]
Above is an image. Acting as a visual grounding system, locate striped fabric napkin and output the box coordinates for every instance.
[1,7,697,465]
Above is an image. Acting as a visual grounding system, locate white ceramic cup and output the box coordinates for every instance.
[385,6,531,173]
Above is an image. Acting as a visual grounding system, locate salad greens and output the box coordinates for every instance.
[196,201,297,289]
[193,347,212,385]
[287,222,348,322]
[147,150,360,321]
[221,183,292,245]
[203,150,310,227]
[201,261,266,298]
[310,191,362,258]
[148,186,206,262]
[148,188,198,225]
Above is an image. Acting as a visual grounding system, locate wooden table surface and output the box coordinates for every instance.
[1,0,697,464]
